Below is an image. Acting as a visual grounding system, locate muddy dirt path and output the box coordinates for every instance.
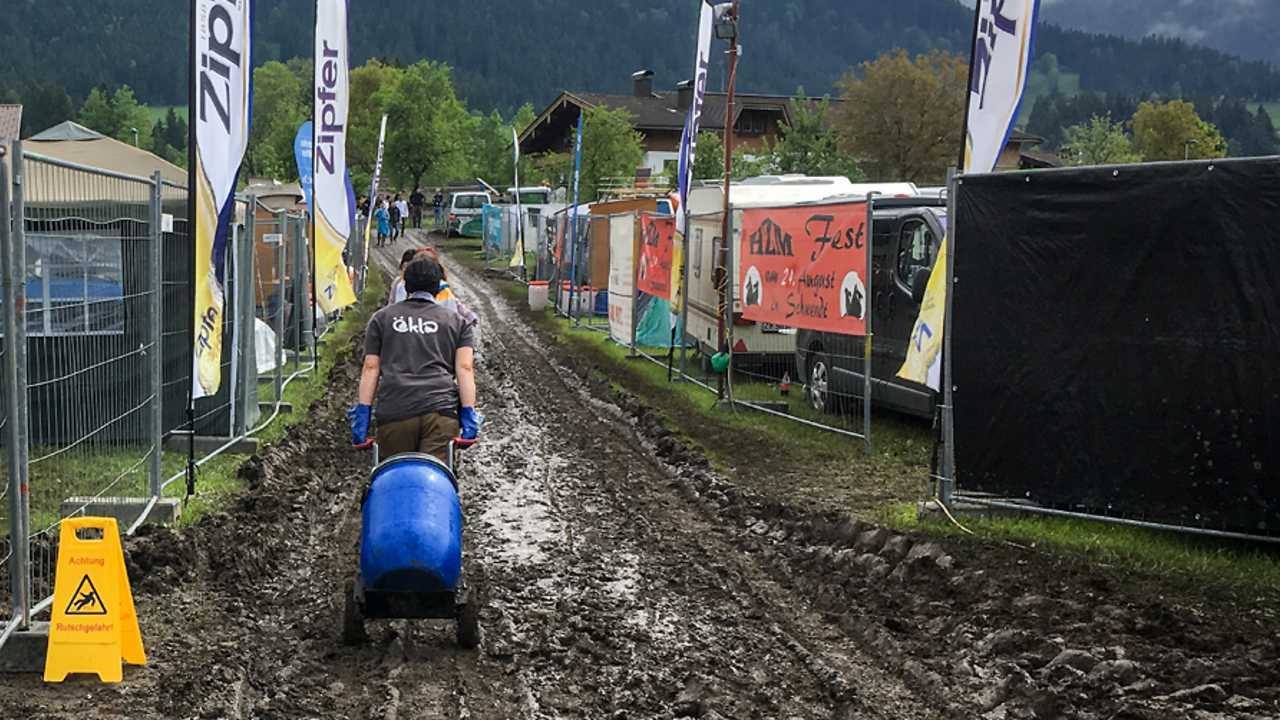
[3,230,1276,720]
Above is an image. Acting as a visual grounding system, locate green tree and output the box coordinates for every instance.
[245,61,308,179]
[578,105,644,201]
[833,50,968,184]
[469,103,535,189]
[660,130,725,188]
[1060,114,1142,166]
[1131,100,1228,161]
[347,60,403,187]
[772,90,863,179]
[77,84,153,147]
[382,61,473,190]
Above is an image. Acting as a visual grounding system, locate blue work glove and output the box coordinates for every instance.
[459,406,484,441]
[347,404,372,447]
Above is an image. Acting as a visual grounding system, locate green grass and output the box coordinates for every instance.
[5,271,385,535]
[451,245,1280,602]
[144,105,188,124]
[1251,102,1280,136]
[447,244,931,515]
[885,502,1280,602]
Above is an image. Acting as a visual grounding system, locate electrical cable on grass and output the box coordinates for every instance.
[933,494,975,536]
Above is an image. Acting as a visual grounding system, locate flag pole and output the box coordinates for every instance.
[185,0,198,499]
[717,0,739,402]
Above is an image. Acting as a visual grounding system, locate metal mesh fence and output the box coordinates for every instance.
[585,208,875,444]
[1,145,323,644]
[0,149,165,631]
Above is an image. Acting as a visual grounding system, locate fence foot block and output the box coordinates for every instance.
[0,623,49,673]
[916,499,1007,523]
[259,402,294,415]
[163,433,261,456]
[60,496,182,528]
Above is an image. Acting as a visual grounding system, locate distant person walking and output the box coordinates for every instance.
[389,195,403,241]
[395,195,410,238]
[374,203,391,247]
[432,189,445,227]
[410,187,426,229]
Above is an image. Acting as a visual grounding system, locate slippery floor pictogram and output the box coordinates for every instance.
[64,574,107,616]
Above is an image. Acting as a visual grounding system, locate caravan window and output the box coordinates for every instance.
[693,228,704,280]
[24,234,125,336]
[896,219,936,289]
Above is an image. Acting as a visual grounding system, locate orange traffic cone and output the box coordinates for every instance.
[780,372,791,396]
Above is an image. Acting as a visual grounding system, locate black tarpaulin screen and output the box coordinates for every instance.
[952,158,1280,535]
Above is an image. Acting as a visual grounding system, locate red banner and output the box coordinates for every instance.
[636,214,675,300]
[738,202,870,336]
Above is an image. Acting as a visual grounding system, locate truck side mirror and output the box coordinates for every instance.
[911,267,931,305]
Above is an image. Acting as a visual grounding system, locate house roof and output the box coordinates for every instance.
[0,105,22,145]
[520,89,834,154]
[26,121,186,185]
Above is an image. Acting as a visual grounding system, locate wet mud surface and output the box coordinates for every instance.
[2,230,1276,719]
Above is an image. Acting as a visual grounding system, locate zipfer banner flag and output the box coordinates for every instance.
[191,0,253,399]
[312,0,358,313]
[897,0,1041,390]
[671,0,714,311]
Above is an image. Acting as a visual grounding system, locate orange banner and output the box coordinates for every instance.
[738,202,870,336]
[636,215,675,300]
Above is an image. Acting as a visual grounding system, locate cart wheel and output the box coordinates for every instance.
[456,598,480,649]
[342,581,367,646]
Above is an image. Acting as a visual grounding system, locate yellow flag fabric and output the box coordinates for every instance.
[896,238,948,389]
[314,213,357,312]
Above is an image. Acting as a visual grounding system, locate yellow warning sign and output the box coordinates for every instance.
[44,517,145,683]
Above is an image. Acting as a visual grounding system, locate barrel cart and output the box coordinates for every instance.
[343,442,480,648]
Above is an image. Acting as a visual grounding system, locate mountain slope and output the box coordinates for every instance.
[2,0,1277,113]
[1038,0,1280,68]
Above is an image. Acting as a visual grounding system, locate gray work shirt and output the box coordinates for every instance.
[365,295,475,423]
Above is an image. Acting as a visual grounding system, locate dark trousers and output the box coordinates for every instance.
[377,412,460,463]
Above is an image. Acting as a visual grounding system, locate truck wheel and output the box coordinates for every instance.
[807,352,833,415]
[341,581,367,646]
[457,599,481,649]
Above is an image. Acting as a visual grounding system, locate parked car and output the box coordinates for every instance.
[795,199,947,419]
[447,191,491,237]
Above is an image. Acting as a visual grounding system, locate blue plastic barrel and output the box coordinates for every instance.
[360,454,463,593]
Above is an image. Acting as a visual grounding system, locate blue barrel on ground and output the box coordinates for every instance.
[360,454,463,593]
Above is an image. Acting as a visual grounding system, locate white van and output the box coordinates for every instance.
[682,176,919,360]
[448,191,491,237]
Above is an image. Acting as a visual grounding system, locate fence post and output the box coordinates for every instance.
[725,208,736,404]
[293,215,310,371]
[274,210,286,403]
[148,172,164,495]
[237,200,257,435]
[863,194,878,454]
[3,143,32,629]
[629,213,639,355]
[678,221,692,378]
[939,171,960,506]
